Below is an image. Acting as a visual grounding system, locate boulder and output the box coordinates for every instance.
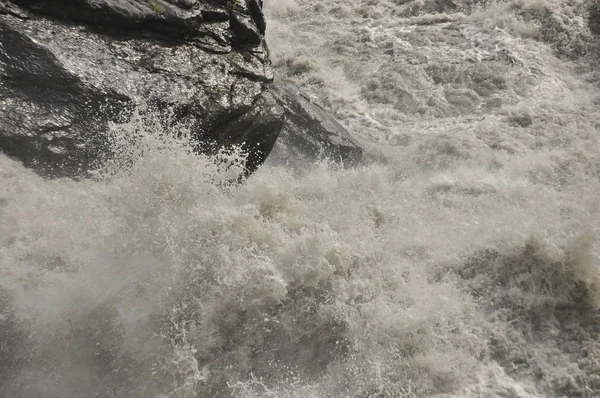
[0,0,362,178]
[0,0,282,177]
[266,80,363,169]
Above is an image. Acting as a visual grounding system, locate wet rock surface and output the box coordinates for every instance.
[0,0,276,178]
[0,0,362,178]
[266,80,363,169]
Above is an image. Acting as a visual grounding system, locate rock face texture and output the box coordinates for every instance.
[0,0,361,178]
[590,1,600,36]
[0,0,281,177]
[266,80,363,169]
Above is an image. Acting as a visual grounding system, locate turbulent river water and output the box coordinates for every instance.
[2,0,600,397]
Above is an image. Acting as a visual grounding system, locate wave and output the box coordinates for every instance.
[1,0,600,396]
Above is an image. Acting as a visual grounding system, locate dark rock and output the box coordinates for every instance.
[265,80,363,168]
[0,21,134,176]
[178,0,196,9]
[202,88,284,175]
[230,12,262,46]
[247,0,266,35]
[0,0,280,178]
[590,1,600,36]
[0,0,362,179]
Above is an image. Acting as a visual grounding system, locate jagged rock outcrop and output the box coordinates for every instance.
[0,0,281,177]
[0,0,362,178]
[266,80,363,169]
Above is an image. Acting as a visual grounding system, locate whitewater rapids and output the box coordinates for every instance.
[2,0,600,397]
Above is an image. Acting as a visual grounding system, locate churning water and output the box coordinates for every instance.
[2,0,600,397]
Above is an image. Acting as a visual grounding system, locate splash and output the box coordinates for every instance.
[2,0,600,397]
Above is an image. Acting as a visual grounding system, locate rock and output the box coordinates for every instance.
[265,80,363,169]
[0,0,281,177]
[0,0,362,179]
[590,1,600,36]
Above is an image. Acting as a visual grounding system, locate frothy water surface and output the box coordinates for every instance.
[2,0,600,397]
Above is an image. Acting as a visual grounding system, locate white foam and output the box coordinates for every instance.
[1,0,600,396]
